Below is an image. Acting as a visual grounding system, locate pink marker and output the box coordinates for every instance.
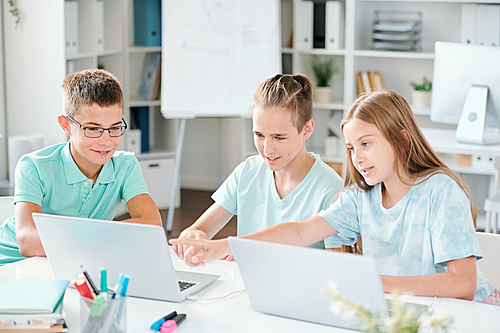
[160,314,186,333]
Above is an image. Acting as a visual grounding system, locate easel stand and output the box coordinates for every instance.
[166,118,186,232]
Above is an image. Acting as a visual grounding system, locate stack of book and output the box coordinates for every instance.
[356,71,385,95]
[371,10,422,52]
[0,279,69,332]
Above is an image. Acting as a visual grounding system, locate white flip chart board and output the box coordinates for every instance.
[161,0,280,118]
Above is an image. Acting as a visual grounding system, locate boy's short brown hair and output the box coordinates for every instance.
[62,69,123,117]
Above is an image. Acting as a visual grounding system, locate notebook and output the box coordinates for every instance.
[32,213,219,302]
[0,279,68,314]
[228,238,388,330]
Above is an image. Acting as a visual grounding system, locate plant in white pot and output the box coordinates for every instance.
[410,77,432,109]
[310,55,338,104]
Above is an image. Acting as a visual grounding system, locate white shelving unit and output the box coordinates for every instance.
[282,0,499,228]
[63,0,179,211]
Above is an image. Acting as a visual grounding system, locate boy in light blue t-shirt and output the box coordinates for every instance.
[173,74,343,260]
[0,69,162,265]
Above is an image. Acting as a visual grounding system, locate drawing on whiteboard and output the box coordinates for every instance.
[181,41,229,56]
[202,0,230,35]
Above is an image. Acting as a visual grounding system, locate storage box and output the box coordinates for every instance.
[472,154,495,169]
[139,157,175,209]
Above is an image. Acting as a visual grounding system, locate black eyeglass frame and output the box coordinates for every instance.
[66,115,128,138]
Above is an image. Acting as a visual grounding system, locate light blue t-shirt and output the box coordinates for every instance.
[318,173,494,302]
[0,142,149,265]
[212,152,343,249]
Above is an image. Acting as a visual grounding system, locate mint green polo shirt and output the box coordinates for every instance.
[212,152,344,249]
[0,142,149,265]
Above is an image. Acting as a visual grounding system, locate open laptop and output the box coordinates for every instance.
[32,213,219,302]
[229,238,411,330]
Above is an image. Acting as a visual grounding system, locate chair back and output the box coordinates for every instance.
[476,232,500,290]
[0,196,14,226]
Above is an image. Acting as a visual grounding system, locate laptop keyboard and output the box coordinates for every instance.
[178,281,196,292]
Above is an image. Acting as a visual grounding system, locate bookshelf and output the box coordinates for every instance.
[282,0,500,229]
[64,0,178,211]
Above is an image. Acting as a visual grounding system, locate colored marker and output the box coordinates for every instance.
[111,273,128,299]
[100,268,107,294]
[118,274,130,297]
[80,265,99,296]
[74,277,94,300]
[150,311,177,331]
[160,314,186,333]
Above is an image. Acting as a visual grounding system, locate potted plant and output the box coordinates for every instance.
[309,55,339,104]
[410,77,432,109]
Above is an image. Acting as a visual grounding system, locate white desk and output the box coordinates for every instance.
[1,254,499,333]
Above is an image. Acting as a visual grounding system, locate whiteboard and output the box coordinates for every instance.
[161,0,280,119]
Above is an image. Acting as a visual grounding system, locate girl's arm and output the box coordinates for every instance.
[381,256,477,301]
[173,203,234,259]
[169,215,338,267]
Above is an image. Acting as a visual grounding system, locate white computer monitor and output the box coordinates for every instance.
[431,42,500,145]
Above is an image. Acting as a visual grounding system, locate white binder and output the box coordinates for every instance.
[293,0,313,50]
[64,1,79,54]
[95,1,105,51]
[460,4,476,44]
[325,1,344,50]
[475,4,500,46]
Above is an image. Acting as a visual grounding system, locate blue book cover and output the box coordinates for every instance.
[134,0,162,46]
[0,279,69,314]
[132,107,150,153]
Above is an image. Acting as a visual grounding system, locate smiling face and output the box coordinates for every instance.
[343,118,399,188]
[59,103,123,179]
[252,106,313,174]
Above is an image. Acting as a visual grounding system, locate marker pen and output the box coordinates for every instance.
[150,311,177,331]
[160,314,186,333]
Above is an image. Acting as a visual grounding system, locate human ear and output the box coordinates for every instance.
[58,115,71,136]
[302,119,315,139]
[401,129,410,144]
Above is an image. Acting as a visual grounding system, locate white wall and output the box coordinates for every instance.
[3,0,66,148]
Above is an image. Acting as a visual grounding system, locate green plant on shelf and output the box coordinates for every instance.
[410,77,432,92]
[309,55,339,87]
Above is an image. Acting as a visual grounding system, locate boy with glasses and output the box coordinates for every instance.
[0,69,162,265]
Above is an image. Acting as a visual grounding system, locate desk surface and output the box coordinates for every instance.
[0,251,499,333]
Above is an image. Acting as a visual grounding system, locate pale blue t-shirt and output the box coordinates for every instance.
[212,153,343,249]
[318,173,494,302]
[0,142,149,265]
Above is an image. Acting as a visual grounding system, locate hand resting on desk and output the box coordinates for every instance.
[169,238,231,267]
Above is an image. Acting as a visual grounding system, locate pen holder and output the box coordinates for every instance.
[80,296,127,333]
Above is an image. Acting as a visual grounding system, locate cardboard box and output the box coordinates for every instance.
[457,154,472,166]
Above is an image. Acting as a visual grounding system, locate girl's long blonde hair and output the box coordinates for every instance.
[340,90,478,253]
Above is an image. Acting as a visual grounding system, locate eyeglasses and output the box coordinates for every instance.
[66,115,127,138]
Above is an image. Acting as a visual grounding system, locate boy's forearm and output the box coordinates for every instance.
[16,228,46,257]
[188,203,233,239]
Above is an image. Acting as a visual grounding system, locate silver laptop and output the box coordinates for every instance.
[228,238,388,329]
[33,213,219,302]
